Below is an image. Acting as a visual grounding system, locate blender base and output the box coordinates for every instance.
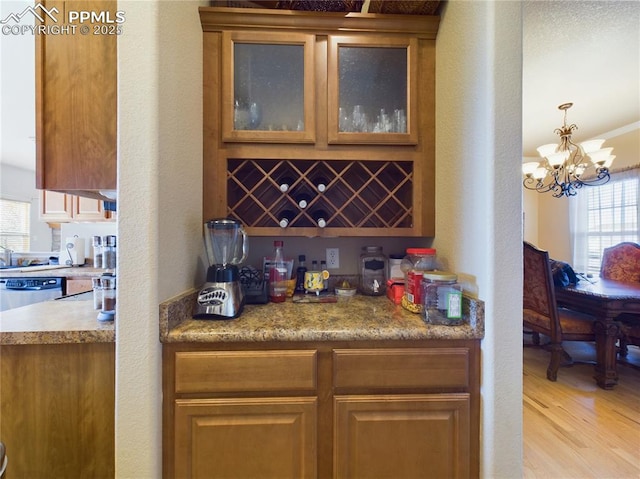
[193,281,244,319]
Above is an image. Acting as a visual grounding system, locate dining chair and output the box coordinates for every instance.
[599,242,640,282]
[599,242,640,356]
[523,242,597,381]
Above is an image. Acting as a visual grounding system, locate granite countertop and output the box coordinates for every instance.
[160,289,484,343]
[0,266,105,278]
[0,297,114,345]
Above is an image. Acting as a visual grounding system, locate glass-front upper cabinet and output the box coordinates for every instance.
[328,36,418,144]
[221,31,315,143]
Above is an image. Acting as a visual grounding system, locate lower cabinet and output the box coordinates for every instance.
[174,397,317,478]
[0,342,115,477]
[163,340,480,478]
[334,394,470,478]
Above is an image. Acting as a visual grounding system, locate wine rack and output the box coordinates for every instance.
[227,159,413,234]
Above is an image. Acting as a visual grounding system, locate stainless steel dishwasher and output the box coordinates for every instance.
[0,277,65,312]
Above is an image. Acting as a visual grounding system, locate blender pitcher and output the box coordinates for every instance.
[204,218,248,271]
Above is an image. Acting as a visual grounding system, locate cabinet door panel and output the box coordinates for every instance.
[334,394,470,479]
[36,0,117,191]
[328,36,418,144]
[175,397,317,479]
[39,190,73,222]
[73,195,107,221]
[221,31,316,143]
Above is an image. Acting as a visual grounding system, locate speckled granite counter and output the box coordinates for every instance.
[0,298,114,345]
[160,289,484,343]
[0,266,104,278]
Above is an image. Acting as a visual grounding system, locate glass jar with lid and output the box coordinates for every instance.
[421,271,463,325]
[400,248,436,312]
[359,246,387,296]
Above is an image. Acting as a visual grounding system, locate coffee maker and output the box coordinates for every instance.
[194,218,248,319]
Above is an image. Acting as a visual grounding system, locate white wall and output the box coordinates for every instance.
[437,1,523,477]
[116,1,204,476]
[115,1,523,476]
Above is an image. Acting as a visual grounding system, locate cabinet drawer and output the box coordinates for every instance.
[333,348,469,390]
[175,350,317,394]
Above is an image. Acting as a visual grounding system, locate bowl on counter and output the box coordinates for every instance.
[334,286,357,301]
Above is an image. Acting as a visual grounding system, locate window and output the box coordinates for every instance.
[0,198,31,251]
[571,167,639,275]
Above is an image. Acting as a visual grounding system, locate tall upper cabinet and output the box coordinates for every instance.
[35,0,118,201]
[200,7,439,237]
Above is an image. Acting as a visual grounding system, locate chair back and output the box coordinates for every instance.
[600,242,640,282]
[523,241,561,340]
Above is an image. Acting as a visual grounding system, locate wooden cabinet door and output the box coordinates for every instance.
[334,394,471,479]
[39,190,73,222]
[220,31,316,144]
[73,195,107,221]
[0,343,115,477]
[174,397,317,478]
[35,0,117,192]
[327,35,419,145]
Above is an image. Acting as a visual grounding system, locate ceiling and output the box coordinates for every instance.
[522,0,639,158]
[1,1,638,171]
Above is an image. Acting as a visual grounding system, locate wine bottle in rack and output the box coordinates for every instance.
[312,209,328,228]
[315,177,328,193]
[278,210,296,228]
[278,176,294,193]
[295,193,312,209]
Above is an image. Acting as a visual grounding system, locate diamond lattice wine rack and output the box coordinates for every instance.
[227,159,414,236]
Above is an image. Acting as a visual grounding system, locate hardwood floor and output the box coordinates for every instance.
[523,338,640,478]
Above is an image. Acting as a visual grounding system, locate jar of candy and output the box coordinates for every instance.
[421,271,463,325]
[359,246,387,296]
[400,248,437,313]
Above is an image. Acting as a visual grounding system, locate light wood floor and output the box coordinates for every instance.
[523,338,640,478]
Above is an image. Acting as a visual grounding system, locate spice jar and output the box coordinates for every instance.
[99,273,116,321]
[92,277,102,310]
[92,236,103,269]
[400,248,437,313]
[360,246,387,296]
[102,235,117,270]
[421,271,463,325]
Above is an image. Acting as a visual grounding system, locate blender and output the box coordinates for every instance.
[194,218,248,319]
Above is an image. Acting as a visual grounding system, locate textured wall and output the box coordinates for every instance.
[436,1,523,477]
[116,1,204,477]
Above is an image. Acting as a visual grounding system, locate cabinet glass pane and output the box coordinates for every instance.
[338,47,407,133]
[234,43,304,132]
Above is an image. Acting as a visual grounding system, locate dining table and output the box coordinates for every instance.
[555,277,640,389]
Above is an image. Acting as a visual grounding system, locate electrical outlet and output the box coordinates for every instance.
[326,248,339,269]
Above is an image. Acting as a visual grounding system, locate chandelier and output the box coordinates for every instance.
[522,103,615,198]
